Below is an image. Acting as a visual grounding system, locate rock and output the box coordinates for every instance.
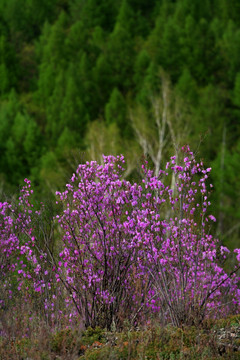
[214,325,240,354]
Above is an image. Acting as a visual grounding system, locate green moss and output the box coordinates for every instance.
[81,326,106,346]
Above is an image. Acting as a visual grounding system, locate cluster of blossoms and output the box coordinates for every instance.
[0,180,60,323]
[55,155,147,328]
[0,201,19,307]
[132,148,240,326]
[0,147,239,329]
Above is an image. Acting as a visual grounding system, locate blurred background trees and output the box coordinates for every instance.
[0,0,239,246]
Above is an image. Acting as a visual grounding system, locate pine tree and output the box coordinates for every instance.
[92,54,114,106]
[133,49,150,89]
[5,111,42,183]
[220,20,240,84]
[0,35,17,93]
[45,69,66,143]
[60,64,90,140]
[70,0,118,31]
[36,12,68,105]
[105,87,128,136]
[175,68,198,105]
[0,63,9,95]
[0,90,20,174]
[106,0,136,90]
[65,20,88,56]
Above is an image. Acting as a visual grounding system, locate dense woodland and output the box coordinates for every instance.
[0,0,239,247]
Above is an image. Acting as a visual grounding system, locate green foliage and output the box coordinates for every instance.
[39,151,63,194]
[175,68,198,105]
[0,0,240,244]
[81,327,106,346]
[107,24,135,89]
[70,0,118,31]
[77,319,240,359]
[133,49,150,88]
[211,140,240,247]
[233,72,240,107]
[0,35,17,93]
[105,87,128,135]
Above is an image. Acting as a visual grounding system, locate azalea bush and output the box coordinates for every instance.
[0,147,239,331]
[54,154,151,329]
[0,200,19,310]
[133,147,240,326]
[0,182,64,329]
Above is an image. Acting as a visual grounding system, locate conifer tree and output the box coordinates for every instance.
[60,65,90,140]
[106,0,136,89]
[105,87,128,136]
[133,49,150,89]
[0,35,17,93]
[45,69,65,143]
[37,12,68,106]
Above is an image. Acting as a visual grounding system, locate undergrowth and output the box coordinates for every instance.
[0,315,239,360]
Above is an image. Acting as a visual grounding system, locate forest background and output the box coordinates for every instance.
[0,0,239,249]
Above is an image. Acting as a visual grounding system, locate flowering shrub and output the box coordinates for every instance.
[1,147,239,329]
[55,155,148,329]
[132,146,240,326]
[0,201,19,308]
[0,181,62,326]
